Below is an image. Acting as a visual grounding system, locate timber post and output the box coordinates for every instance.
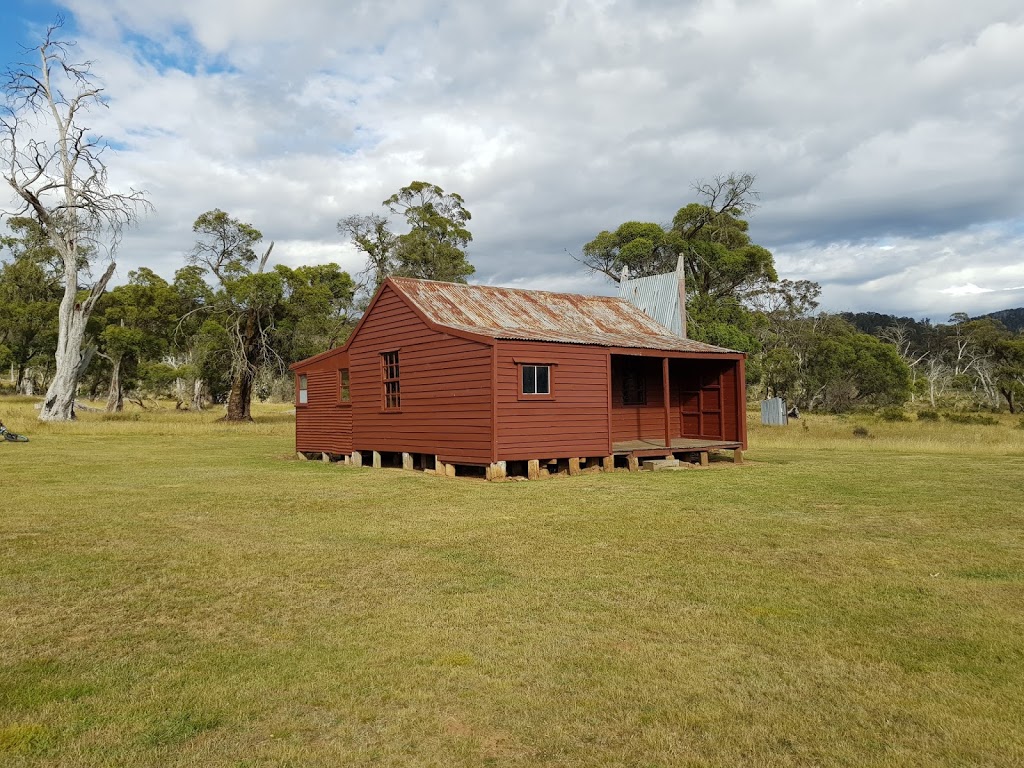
[402,452,414,471]
[733,449,744,465]
[627,456,639,472]
[485,461,507,481]
[699,451,709,467]
[445,463,456,478]
[372,451,382,469]
[568,457,581,476]
[296,451,308,461]
[602,456,614,472]
[527,459,541,480]
[350,451,362,467]
[322,452,331,463]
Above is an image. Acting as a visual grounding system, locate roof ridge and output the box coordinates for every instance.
[390,276,629,304]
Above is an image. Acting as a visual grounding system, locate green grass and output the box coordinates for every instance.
[2,398,1023,766]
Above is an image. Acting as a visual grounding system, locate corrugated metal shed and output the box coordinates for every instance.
[618,271,683,336]
[391,277,735,354]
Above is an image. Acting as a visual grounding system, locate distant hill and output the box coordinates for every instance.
[840,311,929,336]
[976,307,1024,333]
[840,308,1024,337]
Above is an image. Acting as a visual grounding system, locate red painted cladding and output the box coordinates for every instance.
[293,278,748,461]
[295,350,352,454]
[495,341,610,460]
[347,285,493,464]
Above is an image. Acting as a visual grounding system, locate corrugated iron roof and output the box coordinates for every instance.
[390,277,737,354]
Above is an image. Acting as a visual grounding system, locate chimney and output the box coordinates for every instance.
[675,254,687,339]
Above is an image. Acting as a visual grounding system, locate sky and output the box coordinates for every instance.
[1,0,1022,320]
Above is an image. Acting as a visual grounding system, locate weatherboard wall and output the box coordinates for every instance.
[295,349,353,455]
[494,340,611,460]
[347,283,494,465]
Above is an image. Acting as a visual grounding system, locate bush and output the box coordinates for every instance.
[943,412,999,426]
[852,425,871,438]
[878,407,911,422]
[917,409,940,422]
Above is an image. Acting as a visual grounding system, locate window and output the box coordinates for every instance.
[622,365,646,406]
[521,364,550,395]
[339,369,351,403]
[381,351,401,409]
[298,374,308,405]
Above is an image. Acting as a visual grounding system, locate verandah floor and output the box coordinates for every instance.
[613,437,743,456]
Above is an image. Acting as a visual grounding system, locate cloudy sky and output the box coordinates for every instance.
[2,0,1022,319]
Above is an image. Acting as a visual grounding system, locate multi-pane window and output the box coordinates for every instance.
[622,365,646,405]
[521,364,550,395]
[339,369,350,403]
[381,352,401,409]
[298,374,308,405]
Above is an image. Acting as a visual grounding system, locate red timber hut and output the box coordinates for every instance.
[291,276,747,478]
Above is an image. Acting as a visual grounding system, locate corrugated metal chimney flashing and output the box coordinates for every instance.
[617,255,687,338]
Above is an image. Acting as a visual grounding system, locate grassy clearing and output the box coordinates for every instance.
[2,398,1023,766]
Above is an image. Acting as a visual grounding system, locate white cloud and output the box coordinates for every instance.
[1,0,1021,319]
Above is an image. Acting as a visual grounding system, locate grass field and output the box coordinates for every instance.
[2,397,1023,766]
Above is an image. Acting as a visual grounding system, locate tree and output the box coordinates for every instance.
[1,19,150,420]
[337,213,396,291]
[274,263,356,362]
[746,278,822,399]
[187,209,356,420]
[168,264,216,409]
[994,337,1024,413]
[93,268,180,411]
[340,181,474,291]
[797,315,912,411]
[0,217,61,393]
[580,173,776,345]
[188,209,278,422]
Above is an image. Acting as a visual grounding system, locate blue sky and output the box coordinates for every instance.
[2,0,1023,319]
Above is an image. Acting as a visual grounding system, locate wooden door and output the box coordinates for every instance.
[680,369,724,439]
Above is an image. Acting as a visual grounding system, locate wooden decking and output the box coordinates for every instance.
[613,437,742,456]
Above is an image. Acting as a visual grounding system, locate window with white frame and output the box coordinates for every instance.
[521,364,551,395]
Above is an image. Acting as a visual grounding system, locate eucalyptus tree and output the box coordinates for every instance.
[188,209,278,421]
[1,19,150,420]
[94,268,180,411]
[339,181,475,291]
[579,173,776,345]
[0,217,61,393]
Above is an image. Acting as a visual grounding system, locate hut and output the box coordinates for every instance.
[291,276,747,477]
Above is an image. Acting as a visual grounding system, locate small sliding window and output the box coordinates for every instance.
[521,364,551,396]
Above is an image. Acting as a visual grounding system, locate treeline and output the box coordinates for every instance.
[0,213,357,412]
[6,179,1024,417]
[578,173,1024,414]
[841,311,1024,412]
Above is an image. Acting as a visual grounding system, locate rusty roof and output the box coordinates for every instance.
[389,277,737,354]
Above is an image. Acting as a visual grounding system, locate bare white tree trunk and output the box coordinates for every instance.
[39,263,114,420]
[104,353,124,413]
[2,22,149,422]
[192,378,205,410]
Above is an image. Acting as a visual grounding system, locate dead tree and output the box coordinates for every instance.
[1,19,150,421]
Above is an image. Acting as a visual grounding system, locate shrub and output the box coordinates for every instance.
[852,425,871,438]
[878,407,911,422]
[943,412,999,426]
[917,409,940,422]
